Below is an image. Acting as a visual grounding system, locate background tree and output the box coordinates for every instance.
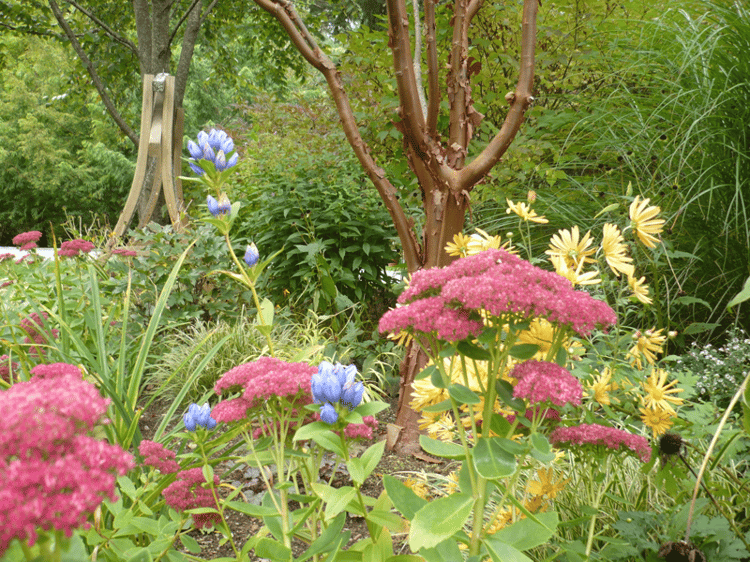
[248,0,539,454]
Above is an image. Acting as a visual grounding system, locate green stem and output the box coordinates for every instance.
[223,233,275,357]
[585,468,611,557]
[198,438,240,559]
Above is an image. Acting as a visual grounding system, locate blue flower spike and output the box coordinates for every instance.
[184,403,217,431]
[244,243,259,267]
[187,128,239,178]
[311,361,363,424]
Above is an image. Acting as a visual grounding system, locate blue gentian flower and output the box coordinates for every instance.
[244,243,259,267]
[184,403,217,431]
[311,361,364,424]
[207,193,231,217]
[187,128,239,176]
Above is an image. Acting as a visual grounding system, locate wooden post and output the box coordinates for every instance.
[112,73,186,241]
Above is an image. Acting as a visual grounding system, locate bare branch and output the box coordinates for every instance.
[63,0,138,55]
[48,0,139,146]
[411,0,427,117]
[424,0,439,137]
[253,0,423,272]
[167,0,201,45]
[458,0,538,189]
[386,0,425,138]
[173,0,202,107]
[446,0,470,166]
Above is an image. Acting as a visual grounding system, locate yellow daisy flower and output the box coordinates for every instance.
[468,227,510,255]
[601,223,634,277]
[410,377,449,412]
[486,506,514,534]
[526,468,569,500]
[627,328,666,369]
[639,405,675,438]
[546,226,596,270]
[506,198,549,224]
[586,368,618,406]
[550,254,601,286]
[629,196,665,249]
[445,232,474,257]
[627,274,652,305]
[403,477,430,500]
[642,368,684,414]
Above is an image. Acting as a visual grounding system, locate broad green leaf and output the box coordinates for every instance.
[419,435,466,460]
[457,340,492,361]
[179,534,201,554]
[421,398,453,413]
[419,538,464,562]
[491,511,559,551]
[360,440,386,481]
[448,383,481,404]
[254,537,292,562]
[311,484,357,520]
[298,512,347,561]
[483,537,533,562]
[473,437,517,480]
[224,501,279,517]
[408,493,474,551]
[495,380,526,412]
[727,276,750,310]
[124,549,154,562]
[416,364,438,380]
[509,344,539,361]
[383,475,427,519]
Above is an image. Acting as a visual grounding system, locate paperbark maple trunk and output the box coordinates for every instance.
[252,0,539,455]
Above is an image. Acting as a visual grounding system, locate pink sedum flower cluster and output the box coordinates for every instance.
[511,360,583,408]
[343,415,379,440]
[139,440,180,474]
[0,364,134,555]
[550,423,652,463]
[12,230,42,251]
[58,239,96,258]
[212,357,318,423]
[20,312,59,357]
[379,249,616,341]
[29,362,82,380]
[162,468,221,529]
[0,355,19,383]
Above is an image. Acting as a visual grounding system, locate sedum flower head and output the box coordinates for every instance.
[162,467,221,529]
[0,367,133,554]
[506,198,549,224]
[629,196,665,249]
[58,239,96,258]
[12,230,42,249]
[380,249,616,341]
[550,423,652,463]
[510,360,583,408]
[139,440,181,474]
[212,357,318,422]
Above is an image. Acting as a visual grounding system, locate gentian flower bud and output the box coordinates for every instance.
[320,402,338,424]
[217,193,231,215]
[341,380,364,410]
[215,150,227,172]
[184,403,217,431]
[202,143,216,163]
[207,195,220,217]
[244,243,259,267]
[187,140,203,160]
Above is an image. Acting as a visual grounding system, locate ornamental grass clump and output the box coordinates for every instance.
[0,363,133,556]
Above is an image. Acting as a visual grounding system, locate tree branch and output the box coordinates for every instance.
[424,0,439,138]
[458,0,538,188]
[168,0,201,46]
[446,0,469,166]
[173,0,203,107]
[152,0,171,72]
[386,0,426,139]
[252,0,423,272]
[48,0,139,146]
[132,0,152,75]
[63,0,138,56]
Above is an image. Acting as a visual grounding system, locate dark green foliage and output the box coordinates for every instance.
[108,222,252,329]
[0,35,134,246]
[234,147,399,327]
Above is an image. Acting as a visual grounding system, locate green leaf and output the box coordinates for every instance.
[179,534,202,554]
[383,474,428,519]
[491,511,559,551]
[727,276,750,310]
[299,512,348,561]
[416,364,438,380]
[360,440,386,481]
[495,380,526,412]
[224,501,279,517]
[254,537,292,561]
[354,400,390,417]
[509,344,539,361]
[421,399,453,413]
[473,437,517,479]
[448,383,480,404]
[408,493,474,551]
[456,340,492,361]
[483,537,533,562]
[419,538,464,562]
[257,297,274,326]
[419,435,466,459]
[125,549,154,562]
